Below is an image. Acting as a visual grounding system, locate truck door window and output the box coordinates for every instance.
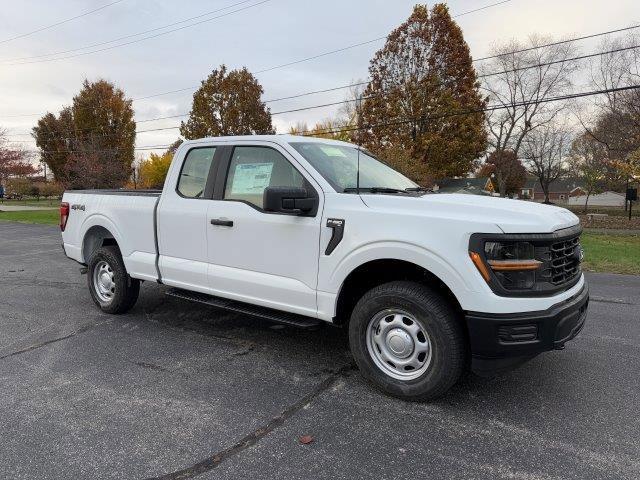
[224,146,305,209]
[177,147,216,198]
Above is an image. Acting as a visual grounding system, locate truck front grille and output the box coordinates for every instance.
[537,233,582,290]
[548,237,581,285]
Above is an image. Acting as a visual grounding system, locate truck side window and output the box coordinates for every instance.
[177,147,216,198]
[224,146,305,209]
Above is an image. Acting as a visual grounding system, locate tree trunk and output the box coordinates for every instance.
[584,193,591,214]
[542,182,550,203]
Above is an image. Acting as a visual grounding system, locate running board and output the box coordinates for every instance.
[165,288,323,329]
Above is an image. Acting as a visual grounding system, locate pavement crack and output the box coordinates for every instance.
[590,296,636,306]
[230,345,255,357]
[0,321,110,361]
[146,364,355,480]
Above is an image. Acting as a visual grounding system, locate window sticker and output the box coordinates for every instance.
[319,146,347,157]
[230,163,273,194]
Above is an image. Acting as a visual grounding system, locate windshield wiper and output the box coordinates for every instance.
[404,187,432,193]
[344,187,408,194]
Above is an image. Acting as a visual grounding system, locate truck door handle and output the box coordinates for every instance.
[210,219,234,227]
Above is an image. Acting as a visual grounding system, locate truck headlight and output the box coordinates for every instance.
[470,241,541,290]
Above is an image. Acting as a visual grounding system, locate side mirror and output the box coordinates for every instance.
[263,186,317,215]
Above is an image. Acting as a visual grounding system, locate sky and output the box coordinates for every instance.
[0,0,638,157]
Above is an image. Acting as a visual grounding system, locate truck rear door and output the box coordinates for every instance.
[156,146,220,291]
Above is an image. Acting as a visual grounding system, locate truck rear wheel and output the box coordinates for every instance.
[348,281,465,401]
[87,245,140,314]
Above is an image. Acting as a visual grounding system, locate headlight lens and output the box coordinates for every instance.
[479,241,541,290]
[484,241,535,261]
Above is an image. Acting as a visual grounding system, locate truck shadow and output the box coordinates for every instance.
[132,283,583,409]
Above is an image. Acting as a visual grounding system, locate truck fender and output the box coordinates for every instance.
[327,241,477,308]
[79,214,126,263]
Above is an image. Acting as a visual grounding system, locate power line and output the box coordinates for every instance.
[16,84,640,155]
[22,144,172,155]
[0,0,126,45]
[3,10,636,130]
[264,81,370,103]
[474,23,640,62]
[0,0,258,63]
[130,0,516,102]
[296,84,640,137]
[253,1,516,75]
[54,43,640,132]
[138,43,640,122]
[130,23,640,104]
[0,0,272,66]
[8,42,640,142]
[2,15,637,123]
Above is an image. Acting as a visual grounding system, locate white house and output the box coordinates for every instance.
[567,191,626,208]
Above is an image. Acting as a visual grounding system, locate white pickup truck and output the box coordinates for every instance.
[61,135,589,400]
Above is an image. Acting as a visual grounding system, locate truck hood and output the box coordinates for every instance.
[361,193,580,233]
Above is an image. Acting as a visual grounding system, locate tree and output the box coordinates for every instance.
[32,79,136,186]
[288,119,352,141]
[479,150,526,197]
[612,147,640,182]
[0,128,39,183]
[180,65,273,139]
[482,35,579,158]
[569,133,608,212]
[167,138,183,154]
[5,177,33,197]
[138,151,173,189]
[288,82,366,142]
[571,133,609,205]
[522,122,570,203]
[358,4,487,182]
[62,139,129,190]
[38,181,64,199]
[580,33,640,197]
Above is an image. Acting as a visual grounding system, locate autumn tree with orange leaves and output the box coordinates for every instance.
[358,4,487,184]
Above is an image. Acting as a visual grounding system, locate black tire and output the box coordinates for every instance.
[87,245,140,314]
[348,281,466,401]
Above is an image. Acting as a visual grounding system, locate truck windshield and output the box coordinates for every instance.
[289,142,418,193]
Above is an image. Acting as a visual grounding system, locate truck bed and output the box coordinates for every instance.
[61,189,161,282]
[68,189,162,197]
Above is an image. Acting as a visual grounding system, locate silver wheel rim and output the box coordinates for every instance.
[366,309,432,381]
[92,260,115,303]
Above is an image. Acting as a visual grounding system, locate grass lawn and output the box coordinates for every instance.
[0,209,59,225]
[0,198,61,208]
[581,233,640,275]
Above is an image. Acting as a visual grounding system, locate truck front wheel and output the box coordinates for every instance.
[87,245,140,314]
[348,281,466,401]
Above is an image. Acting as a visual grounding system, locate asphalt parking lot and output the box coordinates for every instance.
[1,222,639,480]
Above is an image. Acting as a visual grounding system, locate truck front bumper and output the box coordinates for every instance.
[466,283,589,375]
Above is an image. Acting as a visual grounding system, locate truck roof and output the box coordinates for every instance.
[182,134,356,148]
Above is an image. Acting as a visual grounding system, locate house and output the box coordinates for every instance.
[520,178,586,203]
[433,177,495,195]
[567,191,626,208]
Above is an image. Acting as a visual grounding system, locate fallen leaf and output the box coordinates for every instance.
[299,435,314,445]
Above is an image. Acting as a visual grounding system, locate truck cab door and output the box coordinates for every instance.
[156,146,220,292]
[206,143,324,318]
